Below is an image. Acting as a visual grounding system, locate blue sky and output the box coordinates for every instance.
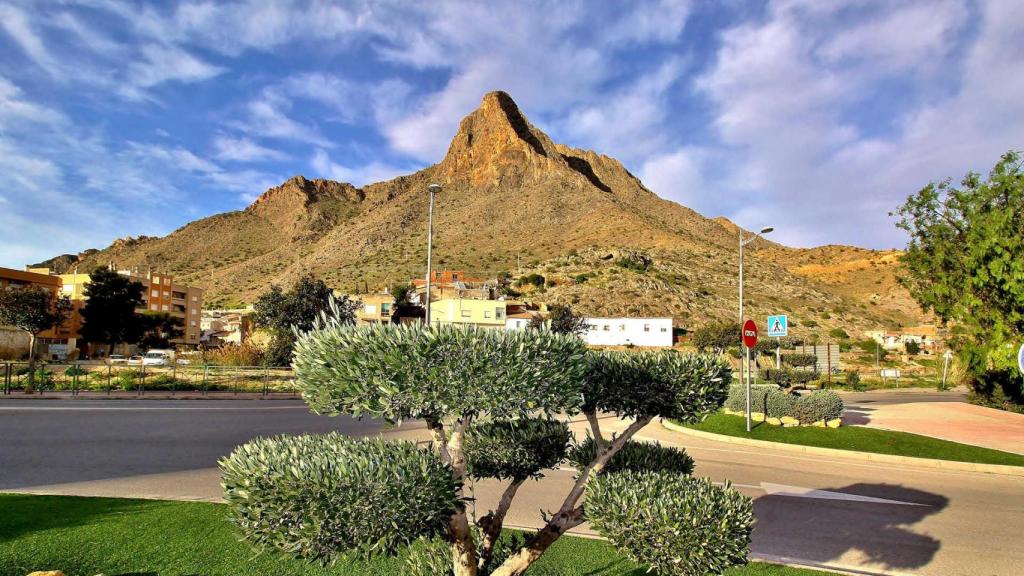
[1,0,1021,268]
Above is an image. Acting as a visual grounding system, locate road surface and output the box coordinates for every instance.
[0,398,1020,576]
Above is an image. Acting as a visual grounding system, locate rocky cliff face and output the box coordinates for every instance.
[54,91,924,329]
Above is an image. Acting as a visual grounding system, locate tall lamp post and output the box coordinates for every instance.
[740,225,774,432]
[424,183,442,325]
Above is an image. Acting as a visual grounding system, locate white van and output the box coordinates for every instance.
[142,349,175,366]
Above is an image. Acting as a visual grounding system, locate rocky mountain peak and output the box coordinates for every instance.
[247,175,361,218]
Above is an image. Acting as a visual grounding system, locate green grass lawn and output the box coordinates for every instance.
[0,494,832,576]
[683,413,1024,467]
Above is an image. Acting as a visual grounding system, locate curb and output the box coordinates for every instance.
[662,420,1024,477]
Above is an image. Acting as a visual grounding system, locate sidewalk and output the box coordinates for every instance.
[843,392,1024,455]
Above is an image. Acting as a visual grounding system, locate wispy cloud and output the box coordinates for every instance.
[213,135,289,162]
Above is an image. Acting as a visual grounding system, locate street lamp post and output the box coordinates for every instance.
[424,183,442,325]
[740,226,774,432]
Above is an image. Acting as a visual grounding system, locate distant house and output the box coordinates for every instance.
[355,293,395,325]
[505,311,541,331]
[865,325,940,352]
[200,308,253,347]
[584,317,673,347]
[429,298,511,329]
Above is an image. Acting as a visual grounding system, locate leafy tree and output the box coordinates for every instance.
[223,322,748,576]
[905,341,922,355]
[79,268,145,356]
[252,275,356,366]
[692,321,741,355]
[391,283,414,307]
[893,151,1024,402]
[827,328,849,340]
[513,273,545,289]
[139,312,184,349]
[529,304,588,336]
[0,285,72,391]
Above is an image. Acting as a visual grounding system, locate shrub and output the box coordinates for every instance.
[803,319,818,328]
[765,389,796,418]
[513,273,545,289]
[568,437,694,476]
[724,384,776,413]
[791,390,844,424]
[116,369,139,390]
[203,342,265,367]
[783,353,818,368]
[464,418,570,481]
[220,433,458,562]
[905,341,922,355]
[587,471,752,576]
[845,371,864,390]
[828,328,850,339]
[64,365,88,376]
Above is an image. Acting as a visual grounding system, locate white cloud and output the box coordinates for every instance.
[213,135,289,162]
[638,147,707,210]
[126,44,225,91]
[0,76,65,125]
[310,149,408,187]
[0,3,61,76]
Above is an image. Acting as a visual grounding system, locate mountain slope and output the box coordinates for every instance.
[49,91,926,333]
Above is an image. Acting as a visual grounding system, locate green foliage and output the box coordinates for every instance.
[827,328,849,340]
[513,273,545,289]
[905,341,922,355]
[583,351,732,423]
[791,390,844,424]
[692,322,741,354]
[390,283,414,307]
[464,419,571,481]
[765,389,797,418]
[782,353,817,368]
[845,370,865,391]
[293,322,589,423]
[140,312,184,349]
[802,318,818,328]
[0,285,71,337]
[117,369,139,390]
[63,365,87,376]
[586,472,752,576]
[254,277,357,367]
[405,530,529,576]
[894,150,1024,402]
[568,437,694,476]
[80,269,145,349]
[573,273,592,284]
[532,304,588,336]
[220,433,458,563]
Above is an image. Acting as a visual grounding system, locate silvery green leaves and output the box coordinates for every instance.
[464,418,571,482]
[292,323,589,422]
[567,437,694,476]
[586,471,753,576]
[219,433,458,562]
[584,351,732,422]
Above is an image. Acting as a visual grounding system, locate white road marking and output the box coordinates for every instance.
[760,482,929,506]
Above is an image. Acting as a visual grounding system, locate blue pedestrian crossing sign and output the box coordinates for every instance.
[767,315,788,337]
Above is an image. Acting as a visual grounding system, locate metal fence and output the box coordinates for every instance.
[0,362,299,397]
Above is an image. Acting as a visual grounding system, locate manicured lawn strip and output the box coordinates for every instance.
[0,494,831,576]
[681,413,1024,467]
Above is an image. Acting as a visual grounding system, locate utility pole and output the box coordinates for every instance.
[739,225,773,433]
[424,183,441,325]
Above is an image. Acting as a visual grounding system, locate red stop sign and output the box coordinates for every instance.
[742,319,758,348]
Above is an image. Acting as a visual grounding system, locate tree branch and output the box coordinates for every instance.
[477,477,526,572]
[584,411,606,452]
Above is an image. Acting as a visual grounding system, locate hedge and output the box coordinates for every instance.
[724,385,843,424]
[791,390,844,424]
[567,437,695,476]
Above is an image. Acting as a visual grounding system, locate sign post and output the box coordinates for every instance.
[767,315,788,369]
[942,350,953,390]
[743,319,758,432]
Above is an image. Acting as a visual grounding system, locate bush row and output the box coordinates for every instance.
[724,384,843,424]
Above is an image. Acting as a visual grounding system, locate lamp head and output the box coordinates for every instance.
[427,183,442,194]
[760,227,774,234]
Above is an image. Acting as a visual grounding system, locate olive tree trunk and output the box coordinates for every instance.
[429,417,479,576]
[489,415,653,576]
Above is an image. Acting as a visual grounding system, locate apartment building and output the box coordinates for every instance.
[59,269,204,348]
[584,317,674,347]
[0,267,71,359]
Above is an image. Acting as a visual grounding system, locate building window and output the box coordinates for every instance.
[191,320,197,327]
[192,295,197,301]
[495,307,504,319]
[619,324,626,331]
[644,324,650,332]
[153,278,160,285]
[163,291,170,297]
[484,310,492,318]
[660,327,668,332]
[461,309,472,318]
[151,290,159,297]
[381,303,391,315]
[602,325,610,331]
[151,304,158,311]
[365,304,377,315]
[191,308,197,315]
[588,324,597,331]
[162,304,169,311]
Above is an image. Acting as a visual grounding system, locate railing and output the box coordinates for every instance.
[0,362,299,397]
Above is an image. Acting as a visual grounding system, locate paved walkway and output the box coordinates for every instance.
[841,390,1024,455]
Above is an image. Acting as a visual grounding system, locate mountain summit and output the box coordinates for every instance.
[44,92,923,329]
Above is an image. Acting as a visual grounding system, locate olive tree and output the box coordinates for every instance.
[223,318,748,576]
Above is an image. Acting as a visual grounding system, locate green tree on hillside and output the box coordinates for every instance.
[79,269,145,356]
[0,285,72,391]
[692,321,741,355]
[252,275,357,366]
[893,150,1024,404]
[530,304,588,336]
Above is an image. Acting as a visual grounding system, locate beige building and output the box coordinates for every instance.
[355,293,395,325]
[429,298,514,329]
[59,269,204,348]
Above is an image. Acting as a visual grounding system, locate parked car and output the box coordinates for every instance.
[127,355,144,365]
[108,354,127,365]
[142,350,174,366]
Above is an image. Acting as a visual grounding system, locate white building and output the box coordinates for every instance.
[584,317,673,347]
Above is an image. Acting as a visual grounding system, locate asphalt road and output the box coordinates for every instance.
[0,398,387,489]
[1,398,1020,576]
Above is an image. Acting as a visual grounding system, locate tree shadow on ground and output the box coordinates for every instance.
[842,405,876,425]
[752,483,947,571]
[0,494,160,544]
